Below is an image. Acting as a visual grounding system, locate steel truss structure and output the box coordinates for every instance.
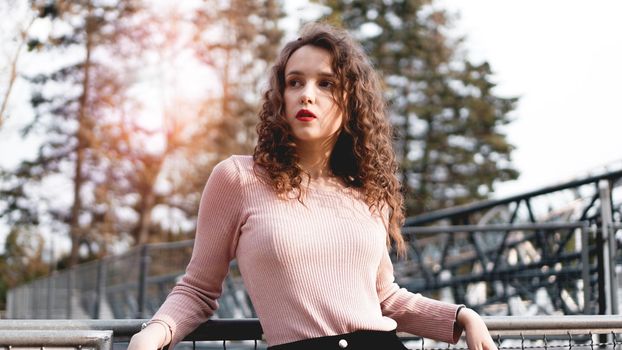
[6,170,622,319]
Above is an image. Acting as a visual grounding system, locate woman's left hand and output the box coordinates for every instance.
[457,307,497,350]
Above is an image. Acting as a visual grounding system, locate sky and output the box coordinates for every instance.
[3,0,621,197]
[283,0,622,198]
[436,0,622,198]
[1,1,622,249]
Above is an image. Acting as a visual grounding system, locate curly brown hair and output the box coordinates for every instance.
[253,22,406,254]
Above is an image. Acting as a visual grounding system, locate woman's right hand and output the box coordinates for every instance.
[127,323,170,350]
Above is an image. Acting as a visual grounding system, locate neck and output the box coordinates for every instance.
[296,138,336,179]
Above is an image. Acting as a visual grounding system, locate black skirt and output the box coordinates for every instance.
[267,330,408,350]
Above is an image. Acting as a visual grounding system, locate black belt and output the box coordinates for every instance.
[267,330,405,350]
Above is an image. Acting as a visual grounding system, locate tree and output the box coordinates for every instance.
[316,0,519,216]
[158,0,286,220]
[190,0,285,154]
[101,0,286,245]
[0,227,49,311]
[0,0,286,269]
[0,0,148,266]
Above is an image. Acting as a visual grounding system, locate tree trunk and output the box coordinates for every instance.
[68,4,93,267]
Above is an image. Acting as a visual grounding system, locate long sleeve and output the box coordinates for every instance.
[151,157,245,347]
[376,248,463,344]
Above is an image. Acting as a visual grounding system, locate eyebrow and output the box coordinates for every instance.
[286,70,335,78]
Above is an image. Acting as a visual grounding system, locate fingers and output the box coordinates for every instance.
[464,325,498,350]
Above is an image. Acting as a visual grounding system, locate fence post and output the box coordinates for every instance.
[31,281,37,318]
[599,180,618,315]
[67,268,74,318]
[46,276,53,318]
[93,259,106,319]
[581,223,592,314]
[6,289,13,318]
[137,244,150,318]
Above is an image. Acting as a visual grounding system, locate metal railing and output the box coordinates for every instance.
[404,170,622,227]
[397,172,622,318]
[7,240,196,319]
[9,220,614,320]
[1,316,622,350]
[6,169,622,320]
[0,330,113,350]
[397,222,596,315]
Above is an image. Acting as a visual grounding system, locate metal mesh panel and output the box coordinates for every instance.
[144,241,194,316]
[105,249,141,318]
[78,261,99,318]
[405,333,622,350]
[1,317,621,350]
[172,333,622,350]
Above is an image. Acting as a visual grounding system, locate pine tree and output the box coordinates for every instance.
[80,0,286,245]
[0,0,286,263]
[191,0,285,155]
[161,0,285,219]
[316,0,519,216]
[0,0,147,265]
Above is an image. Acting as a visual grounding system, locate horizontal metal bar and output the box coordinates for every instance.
[482,315,622,336]
[404,169,622,226]
[485,315,622,330]
[405,265,591,292]
[4,316,622,341]
[0,330,112,349]
[145,240,194,250]
[402,222,588,235]
[0,320,141,342]
[0,319,263,342]
[104,273,179,293]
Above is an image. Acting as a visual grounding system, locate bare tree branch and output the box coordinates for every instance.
[0,13,35,130]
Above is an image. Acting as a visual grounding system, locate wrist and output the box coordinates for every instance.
[456,307,477,328]
[140,323,171,348]
[455,305,466,321]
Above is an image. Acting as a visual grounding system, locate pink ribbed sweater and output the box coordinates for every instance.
[153,155,462,347]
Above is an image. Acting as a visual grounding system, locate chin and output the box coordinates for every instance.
[292,131,316,140]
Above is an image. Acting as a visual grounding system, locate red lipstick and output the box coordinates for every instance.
[295,109,317,122]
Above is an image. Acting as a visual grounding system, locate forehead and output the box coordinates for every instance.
[285,45,334,75]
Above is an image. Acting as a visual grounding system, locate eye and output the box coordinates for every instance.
[319,80,336,90]
[287,79,302,88]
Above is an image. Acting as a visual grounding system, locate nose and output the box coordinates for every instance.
[299,84,315,105]
[300,94,312,104]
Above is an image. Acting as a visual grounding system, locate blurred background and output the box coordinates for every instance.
[0,0,621,321]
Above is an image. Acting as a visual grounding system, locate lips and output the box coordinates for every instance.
[295,109,317,122]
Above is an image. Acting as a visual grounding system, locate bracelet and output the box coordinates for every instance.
[455,305,466,321]
[142,320,173,349]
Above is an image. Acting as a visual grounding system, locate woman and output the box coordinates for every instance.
[129,23,497,350]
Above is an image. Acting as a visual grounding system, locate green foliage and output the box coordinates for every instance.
[1,0,152,266]
[191,0,285,155]
[0,0,286,279]
[315,0,519,216]
[167,0,285,220]
[0,227,49,310]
